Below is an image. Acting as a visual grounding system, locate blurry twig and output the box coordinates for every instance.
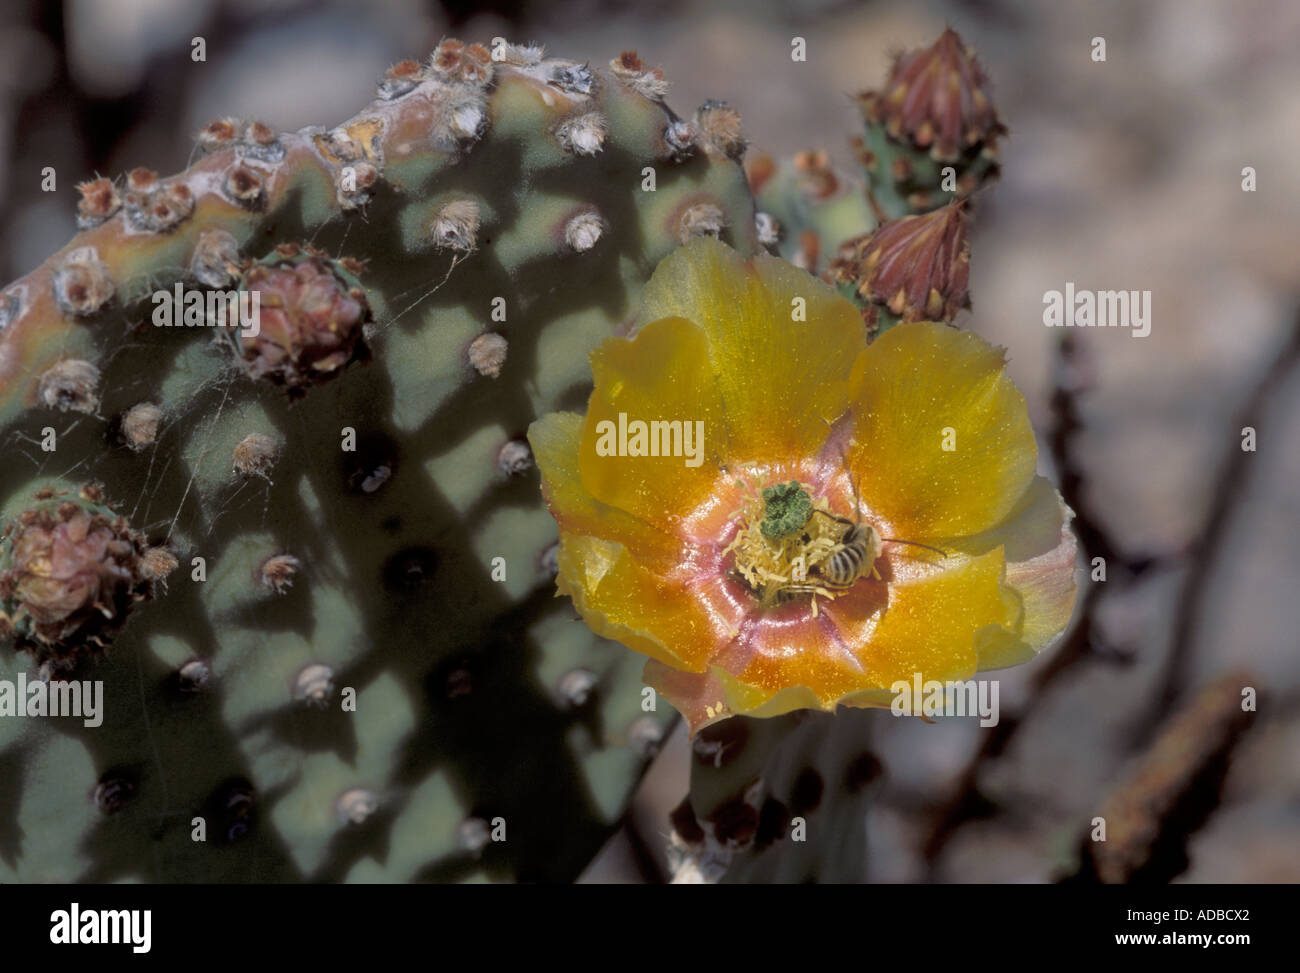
[1070,670,1255,883]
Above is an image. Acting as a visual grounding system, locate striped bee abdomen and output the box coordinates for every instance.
[817,523,872,587]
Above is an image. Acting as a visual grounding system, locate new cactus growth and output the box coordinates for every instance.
[748,150,877,274]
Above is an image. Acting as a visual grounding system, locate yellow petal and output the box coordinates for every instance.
[948,475,1080,668]
[645,549,1019,732]
[714,669,823,722]
[847,322,1037,540]
[811,546,1019,697]
[529,410,684,573]
[642,659,826,736]
[577,315,732,531]
[556,532,746,673]
[635,237,866,461]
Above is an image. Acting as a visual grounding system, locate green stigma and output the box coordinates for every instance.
[759,481,813,539]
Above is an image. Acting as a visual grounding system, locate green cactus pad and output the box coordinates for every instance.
[0,38,747,883]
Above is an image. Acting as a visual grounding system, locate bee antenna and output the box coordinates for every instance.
[881,537,949,557]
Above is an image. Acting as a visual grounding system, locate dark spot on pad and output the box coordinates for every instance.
[754,798,790,850]
[669,797,705,845]
[843,752,883,793]
[710,796,759,846]
[383,546,438,591]
[790,768,825,815]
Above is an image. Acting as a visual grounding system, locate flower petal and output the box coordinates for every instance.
[709,581,890,705]
[948,475,1080,668]
[529,410,684,573]
[556,532,746,672]
[847,322,1037,540]
[576,315,732,532]
[652,547,1016,733]
[646,548,1018,733]
[636,237,866,461]
[814,546,1019,694]
[642,661,824,735]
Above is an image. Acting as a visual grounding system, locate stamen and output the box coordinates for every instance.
[725,479,850,609]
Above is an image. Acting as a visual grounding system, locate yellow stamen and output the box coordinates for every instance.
[724,480,850,609]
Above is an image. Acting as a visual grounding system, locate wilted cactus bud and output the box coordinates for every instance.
[234,247,371,393]
[829,199,971,335]
[0,486,150,668]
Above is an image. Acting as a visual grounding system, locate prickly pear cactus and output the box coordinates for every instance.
[0,39,756,882]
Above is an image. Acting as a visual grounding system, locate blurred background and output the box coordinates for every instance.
[2,0,1296,881]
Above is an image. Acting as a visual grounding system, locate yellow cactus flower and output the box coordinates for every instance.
[528,238,1078,734]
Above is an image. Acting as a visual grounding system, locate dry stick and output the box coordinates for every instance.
[1060,313,1297,883]
[1080,670,1254,883]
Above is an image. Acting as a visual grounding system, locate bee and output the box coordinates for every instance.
[721,455,947,617]
[811,512,883,587]
[774,458,947,605]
